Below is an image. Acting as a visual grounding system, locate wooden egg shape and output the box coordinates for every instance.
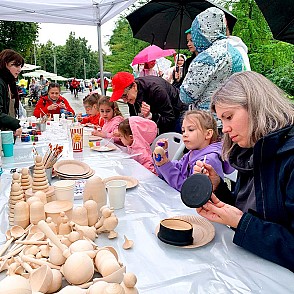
[49,244,66,265]
[95,249,120,277]
[14,201,30,229]
[0,274,32,294]
[69,239,94,253]
[72,206,88,226]
[62,252,94,285]
[34,191,47,204]
[57,285,87,294]
[103,283,125,294]
[88,281,108,294]
[30,200,45,225]
[84,200,99,226]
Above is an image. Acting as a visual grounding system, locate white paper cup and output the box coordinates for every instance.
[53,113,60,122]
[106,180,127,209]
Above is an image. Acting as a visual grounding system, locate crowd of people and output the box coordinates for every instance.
[0,6,293,272]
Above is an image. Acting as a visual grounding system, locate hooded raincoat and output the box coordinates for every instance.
[127,116,158,174]
[180,7,244,110]
[155,141,234,191]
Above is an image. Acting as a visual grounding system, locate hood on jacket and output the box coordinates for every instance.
[129,116,157,149]
[227,36,248,53]
[191,7,226,53]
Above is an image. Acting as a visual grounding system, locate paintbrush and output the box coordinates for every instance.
[200,155,207,174]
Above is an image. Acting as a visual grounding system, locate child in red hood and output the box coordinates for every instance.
[118,116,158,174]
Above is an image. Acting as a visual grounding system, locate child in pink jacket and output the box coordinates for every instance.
[118,116,158,174]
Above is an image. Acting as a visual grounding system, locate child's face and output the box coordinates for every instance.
[181,118,211,150]
[99,104,114,121]
[84,104,98,116]
[119,132,133,146]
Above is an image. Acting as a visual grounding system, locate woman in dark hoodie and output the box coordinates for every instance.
[0,49,24,136]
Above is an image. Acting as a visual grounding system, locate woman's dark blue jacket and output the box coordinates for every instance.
[216,125,294,272]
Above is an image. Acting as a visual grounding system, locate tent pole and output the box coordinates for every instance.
[96,7,105,95]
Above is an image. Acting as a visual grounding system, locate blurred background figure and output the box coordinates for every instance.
[139,60,159,77]
[165,54,187,88]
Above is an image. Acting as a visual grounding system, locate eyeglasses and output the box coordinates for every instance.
[121,85,133,102]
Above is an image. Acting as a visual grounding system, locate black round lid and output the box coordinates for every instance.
[180,173,212,208]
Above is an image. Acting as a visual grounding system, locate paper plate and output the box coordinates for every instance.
[155,215,215,248]
[56,168,95,180]
[90,145,116,152]
[54,160,91,176]
[103,176,139,189]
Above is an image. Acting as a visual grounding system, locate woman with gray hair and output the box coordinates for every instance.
[194,71,294,271]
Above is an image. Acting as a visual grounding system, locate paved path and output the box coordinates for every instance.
[24,89,130,118]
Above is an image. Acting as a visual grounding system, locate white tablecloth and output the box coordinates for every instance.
[1,131,293,293]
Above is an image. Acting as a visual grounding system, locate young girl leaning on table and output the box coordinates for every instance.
[91,96,124,144]
[153,110,234,191]
[76,93,104,129]
[117,116,158,174]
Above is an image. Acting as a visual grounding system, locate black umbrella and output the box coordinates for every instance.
[126,0,237,49]
[256,0,294,44]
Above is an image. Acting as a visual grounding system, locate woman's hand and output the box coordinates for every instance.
[140,102,151,118]
[14,128,22,137]
[196,194,243,228]
[194,160,221,191]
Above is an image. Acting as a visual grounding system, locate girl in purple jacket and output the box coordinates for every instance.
[154,110,234,191]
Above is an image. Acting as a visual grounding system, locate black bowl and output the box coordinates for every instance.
[180,173,212,208]
[158,218,193,246]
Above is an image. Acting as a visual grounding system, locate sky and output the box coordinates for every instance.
[37,17,118,55]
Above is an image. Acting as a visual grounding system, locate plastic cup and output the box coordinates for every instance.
[2,143,14,157]
[1,131,14,144]
[70,126,83,152]
[1,131,14,157]
[106,180,127,209]
[53,113,60,122]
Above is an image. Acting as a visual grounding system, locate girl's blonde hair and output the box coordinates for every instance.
[98,96,122,117]
[183,110,219,143]
[83,92,100,107]
[211,71,294,159]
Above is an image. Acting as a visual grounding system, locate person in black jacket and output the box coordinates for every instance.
[0,49,24,136]
[110,72,187,134]
[194,71,294,272]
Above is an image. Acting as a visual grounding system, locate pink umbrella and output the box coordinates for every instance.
[132,45,176,66]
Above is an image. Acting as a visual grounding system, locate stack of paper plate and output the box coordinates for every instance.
[53,160,95,180]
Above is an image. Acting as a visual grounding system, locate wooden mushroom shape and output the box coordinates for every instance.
[122,235,134,250]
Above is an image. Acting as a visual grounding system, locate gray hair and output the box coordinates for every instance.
[211,71,294,158]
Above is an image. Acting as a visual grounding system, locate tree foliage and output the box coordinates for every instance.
[222,0,294,95]
[105,18,148,74]
[0,21,38,58]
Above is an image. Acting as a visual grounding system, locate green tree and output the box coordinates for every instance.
[225,0,294,95]
[0,21,38,58]
[106,18,148,73]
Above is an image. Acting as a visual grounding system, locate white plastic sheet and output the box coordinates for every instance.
[1,136,293,293]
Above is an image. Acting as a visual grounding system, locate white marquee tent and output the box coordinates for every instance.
[0,0,136,92]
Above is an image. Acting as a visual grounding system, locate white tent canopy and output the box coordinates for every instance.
[23,69,57,79]
[22,63,40,71]
[0,0,136,92]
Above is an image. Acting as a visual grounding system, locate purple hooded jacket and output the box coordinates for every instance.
[155,141,234,191]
